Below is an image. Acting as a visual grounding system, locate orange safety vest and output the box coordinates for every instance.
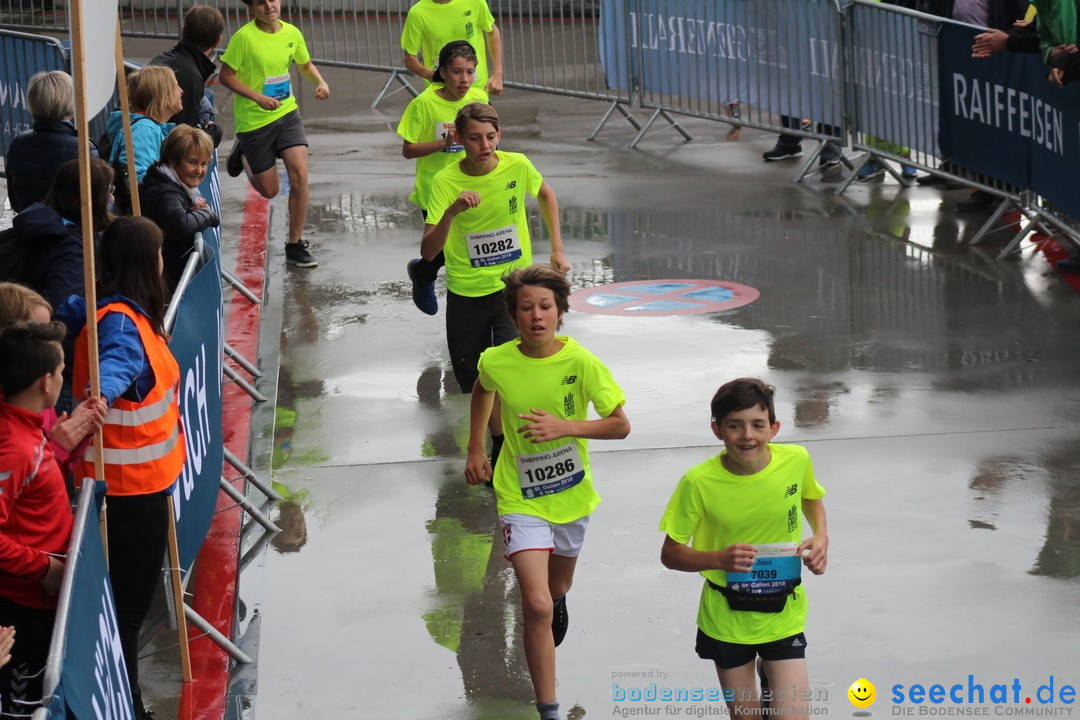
[74,302,186,495]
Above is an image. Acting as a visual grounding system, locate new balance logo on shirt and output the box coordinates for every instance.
[560,376,577,385]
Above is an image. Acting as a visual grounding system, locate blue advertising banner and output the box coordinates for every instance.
[43,483,135,720]
[937,22,1037,189]
[169,246,225,574]
[850,7,940,155]
[0,31,67,160]
[600,0,843,124]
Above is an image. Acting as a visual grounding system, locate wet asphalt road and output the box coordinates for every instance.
[5,48,1073,720]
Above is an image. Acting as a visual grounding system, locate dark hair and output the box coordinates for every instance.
[503,265,570,328]
[711,378,777,425]
[431,41,478,84]
[44,158,114,235]
[0,321,65,398]
[97,216,169,336]
[181,5,224,51]
[455,102,499,138]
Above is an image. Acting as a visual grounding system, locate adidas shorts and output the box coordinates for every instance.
[498,513,590,559]
[695,630,807,669]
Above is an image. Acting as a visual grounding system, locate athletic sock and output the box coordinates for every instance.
[537,701,560,720]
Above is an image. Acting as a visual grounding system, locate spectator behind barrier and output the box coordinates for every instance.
[917,0,1029,33]
[0,320,74,717]
[58,216,186,720]
[139,125,220,292]
[0,283,106,491]
[149,4,225,147]
[106,65,182,203]
[8,158,114,312]
[3,71,99,213]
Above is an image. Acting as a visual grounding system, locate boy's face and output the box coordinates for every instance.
[712,404,779,474]
[250,0,281,24]
[460,118,500,166]
[441,56,477,100]
[513,284,561,348]
[45,354,64,409]
[175,151,210,188]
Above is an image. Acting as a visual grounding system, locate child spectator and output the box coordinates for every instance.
[464,265,630,720]
[0,321,73,717]
[399,40,489,315]
[0,283,106,486]
[4,70,98,213]
[7,158,114,311]
[402,0,503,96]
[148,4,226,147]
[220,0,330,269]
[422,102,568,465]
[59,216,186,720]
[106,65,183,212]
[140,125,220,292]
[659,379,828,719]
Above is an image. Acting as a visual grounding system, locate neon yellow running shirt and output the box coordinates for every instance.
[659,444,826,644]
[396,84,489,209]
[401,0,495,90]
[478,337,626,524]
[221,20,310,132]
[427,151,542,297]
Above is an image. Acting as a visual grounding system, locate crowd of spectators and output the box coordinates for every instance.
[0,6,226,719]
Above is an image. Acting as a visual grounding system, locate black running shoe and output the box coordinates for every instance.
[552,594,569,647]
[226,141,244,178]
[285,240,318,268]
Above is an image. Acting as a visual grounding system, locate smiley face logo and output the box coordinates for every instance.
[848,678,877,708]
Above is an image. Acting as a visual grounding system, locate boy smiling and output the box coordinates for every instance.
[660,378,828,719]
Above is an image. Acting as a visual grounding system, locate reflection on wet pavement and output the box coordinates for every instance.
[243,112,1080,720]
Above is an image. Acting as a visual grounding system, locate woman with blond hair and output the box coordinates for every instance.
[4,70,99,212]
[105,65,183,210]
[139,125,219,291]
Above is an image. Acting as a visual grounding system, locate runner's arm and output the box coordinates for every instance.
[485,25,504,95]
[660,536,758,573]
[797,498,829,575]
[421,192,479,260]
[515,404,629,444]
[219,63,280,110]
[404,52,434,81]
[465,381,496,485]
[537,181,568,272]
[297,60,330,99]
[402,128,457,159]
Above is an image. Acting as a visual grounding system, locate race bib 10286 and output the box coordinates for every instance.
[516,442,585,499]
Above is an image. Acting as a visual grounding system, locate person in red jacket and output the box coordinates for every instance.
[0,321,71,717]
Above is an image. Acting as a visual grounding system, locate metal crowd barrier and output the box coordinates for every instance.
[624,0,847,164]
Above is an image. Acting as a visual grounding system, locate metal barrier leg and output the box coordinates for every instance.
[627,109,693,149]
[371,69,419,109]
[221,267,261,304]
[220,477,281,533]
[969,198,1013,246]
[224,364,268,402]
[224,447,283,501]
[224,341,262,378]
[587,100,641,141]
[835,153,872,195]
[184,605,254,664]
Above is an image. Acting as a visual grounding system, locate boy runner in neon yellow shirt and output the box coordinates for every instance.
[399,41,489,315]
[465,265,630,720]
[401,0,504,96]
[660,378,828,718]
[220,0,329,268]
[422,101,567,389]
